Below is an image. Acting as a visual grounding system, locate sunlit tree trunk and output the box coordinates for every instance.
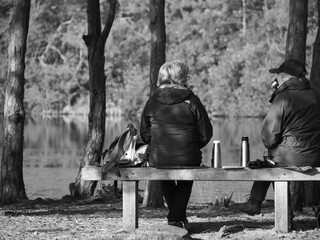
[70,0,117,198]
[242,0,246,35]
[0,0,30,204]
[284,0,319,212]
[142,0,166,208]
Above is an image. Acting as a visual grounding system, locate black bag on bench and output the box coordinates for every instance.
[101,124,149,173]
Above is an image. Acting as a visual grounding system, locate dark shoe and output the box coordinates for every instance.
[289,218,294,231]
[312,205,320,228]
[182,217,189,225]
[168,221,184,228]
[242,199,261,216]
[182,217,190,229]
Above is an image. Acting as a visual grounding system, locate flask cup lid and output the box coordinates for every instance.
[242,136,249,141]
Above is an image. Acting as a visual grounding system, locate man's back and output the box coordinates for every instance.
[262,77,320,167]
[282,88,320,138]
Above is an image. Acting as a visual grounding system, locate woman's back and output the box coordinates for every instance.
[141,87,205,166]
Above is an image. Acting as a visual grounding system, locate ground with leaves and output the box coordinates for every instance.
[0,196,320,240]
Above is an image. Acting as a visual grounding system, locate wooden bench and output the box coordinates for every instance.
[81,166,320,233]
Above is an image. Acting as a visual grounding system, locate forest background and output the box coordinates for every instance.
[0,0,319,119]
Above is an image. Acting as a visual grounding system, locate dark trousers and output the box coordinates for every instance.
[161,180,193,222]
[250,181,273,203]
[250,181,294,219]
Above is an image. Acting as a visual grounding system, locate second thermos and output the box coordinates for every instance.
[241,136,250,167]
[211,140,221,168]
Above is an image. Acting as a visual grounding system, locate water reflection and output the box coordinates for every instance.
[205,117,265,166]
[23,116,87,168]
[0,116,274,202]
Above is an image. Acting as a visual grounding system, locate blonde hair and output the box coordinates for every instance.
[157,60,189,87]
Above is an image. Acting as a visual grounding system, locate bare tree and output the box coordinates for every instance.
[149,0,166,95]
[142,0,166,208]
[242,0,247,35]
[284,0,320,212]
[70,0,117,198]
[285,0,308,63]
[0,0,30,203]
[285,0,306,213]
[307,0,320,210]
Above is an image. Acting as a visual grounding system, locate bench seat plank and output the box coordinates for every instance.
[82,166,320,181]
[81,166,320,233]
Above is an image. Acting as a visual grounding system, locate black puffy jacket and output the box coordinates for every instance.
[262,77,320,167]
[140,87,213,167]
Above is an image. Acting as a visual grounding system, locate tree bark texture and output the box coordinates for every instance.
[284,0,320,212]
[307,0,320,209]
[149,0,166,96]
[71,0,117,198]
[141,0,166,208]
[310,0,320,93]
[286,0,306,212]
[0,0,30,204]
[285,0,308,63]
[142,180,164,208]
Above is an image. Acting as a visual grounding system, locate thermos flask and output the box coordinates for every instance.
[241,136,250,167]
[211,140,221,168]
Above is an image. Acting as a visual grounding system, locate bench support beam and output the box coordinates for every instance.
[81,166,320,233]
[274,181,289,233]
[123,181,138,231]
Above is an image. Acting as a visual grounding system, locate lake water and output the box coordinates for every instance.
[0,116,274,203]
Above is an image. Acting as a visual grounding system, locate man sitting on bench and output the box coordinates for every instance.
[243,59,320,228]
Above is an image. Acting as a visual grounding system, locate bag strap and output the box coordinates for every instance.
[184,93,197,119]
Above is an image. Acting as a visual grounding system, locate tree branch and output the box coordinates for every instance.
[101,0,118,44]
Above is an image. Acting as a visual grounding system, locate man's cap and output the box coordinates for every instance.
[269,59,307,77]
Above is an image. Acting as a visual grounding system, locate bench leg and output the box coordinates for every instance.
[274,181,289,233]
[122,180,138,231]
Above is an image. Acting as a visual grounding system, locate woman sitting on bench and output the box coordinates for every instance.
[140,60,213,229]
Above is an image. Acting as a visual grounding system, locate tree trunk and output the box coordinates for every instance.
[309,0,320,210]
[285,0,308,63]
[242,0,247,35]
[142,181,164,207]
[70,0,117,198]
[284,0,320,212]
[0,0,30,204]
[310,0,320,93]
[149,0,166,95]
[142,0,166,208]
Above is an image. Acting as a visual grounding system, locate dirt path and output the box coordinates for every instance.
[0,196,319,240]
